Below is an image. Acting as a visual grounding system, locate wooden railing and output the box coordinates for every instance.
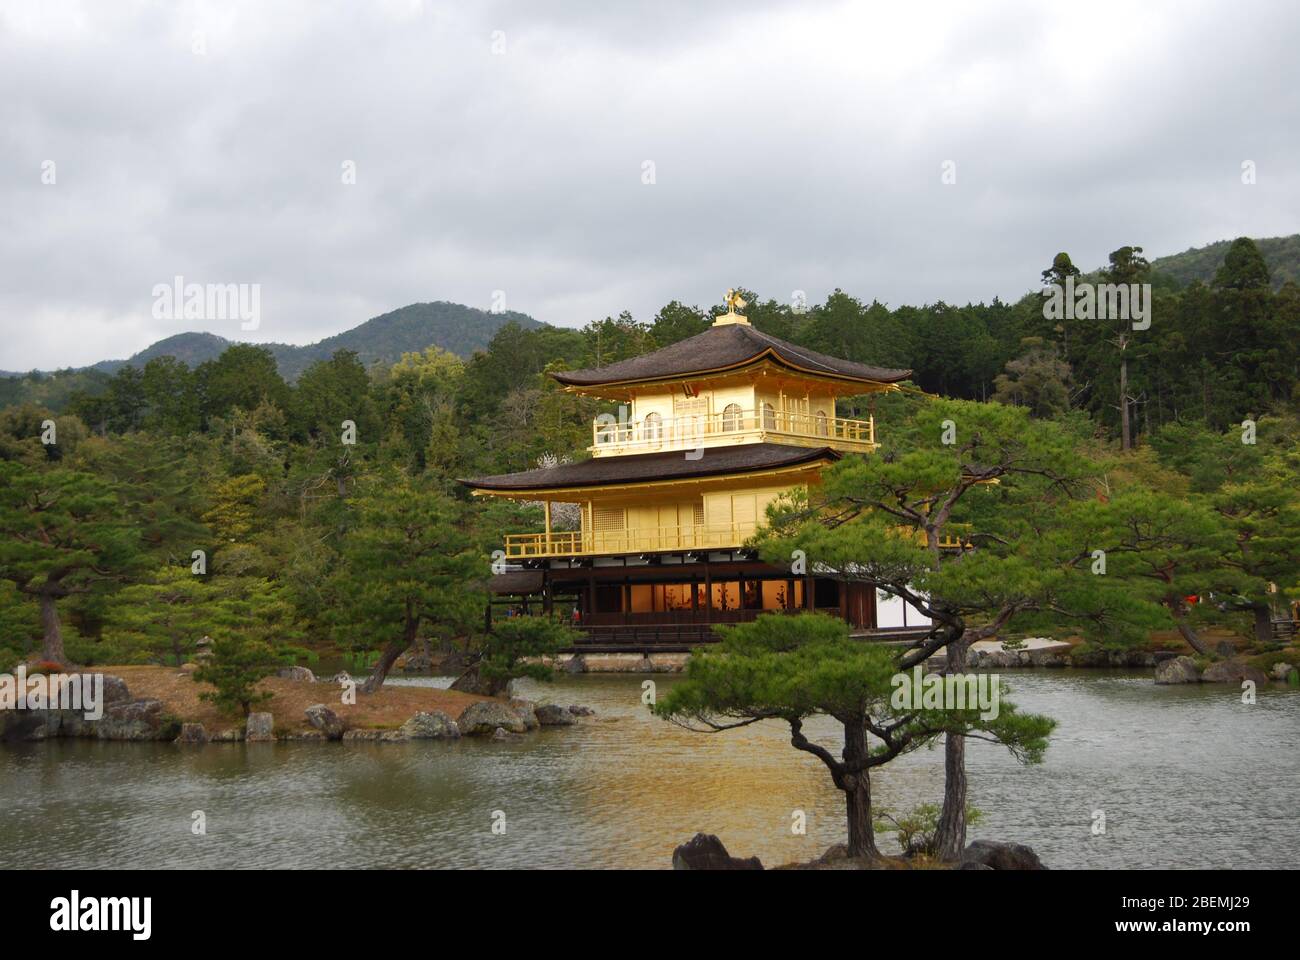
[590,408,875,456]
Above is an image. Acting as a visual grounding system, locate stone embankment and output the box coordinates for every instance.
[0,670,594,744]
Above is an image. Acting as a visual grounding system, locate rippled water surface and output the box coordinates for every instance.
[2,671,1297,869]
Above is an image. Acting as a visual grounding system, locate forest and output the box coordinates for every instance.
[1,237,1297,686]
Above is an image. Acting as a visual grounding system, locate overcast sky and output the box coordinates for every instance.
[2,0,1297,370]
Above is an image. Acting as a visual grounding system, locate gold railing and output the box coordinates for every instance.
[590,408,875,456]
[504,522,756,559]
[502,521,971,559]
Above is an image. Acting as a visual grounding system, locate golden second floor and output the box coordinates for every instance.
[506,482,794,559]
[499,480,973,560]
[464,444,840,560]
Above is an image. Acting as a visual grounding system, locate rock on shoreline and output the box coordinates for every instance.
[0,674,178,742]
[672,834,764,870]
[961,840,1047,870]
[968,646,1157,669]
[457,700,530,736]
[1155,655,1274,685]
[672,834,1049,870]
[1155,655,1201,684]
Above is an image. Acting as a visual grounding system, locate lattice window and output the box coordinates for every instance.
[674,396,707,417]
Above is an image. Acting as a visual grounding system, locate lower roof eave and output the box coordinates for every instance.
[459,442,842,497]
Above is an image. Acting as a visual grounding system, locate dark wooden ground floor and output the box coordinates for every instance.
[486,555,883,651]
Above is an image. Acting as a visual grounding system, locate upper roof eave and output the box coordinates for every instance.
[549,323,911,390]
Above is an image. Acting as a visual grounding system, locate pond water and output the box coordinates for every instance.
[2,671,1296,869]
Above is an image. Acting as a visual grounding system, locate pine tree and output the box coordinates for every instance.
[0,462,143,664]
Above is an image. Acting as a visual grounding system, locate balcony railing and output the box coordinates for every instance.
[504,522,756,559]
[590,408,876,456]
[501,522,971,559]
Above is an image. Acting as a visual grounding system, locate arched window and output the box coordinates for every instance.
[643,412,662,441]
[815,410,829,436]
[721,403,743,432]
[762,402,776,431]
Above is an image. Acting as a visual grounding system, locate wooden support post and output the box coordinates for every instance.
[703,555,713,620]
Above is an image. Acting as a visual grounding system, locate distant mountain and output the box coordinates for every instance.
[89,332,234,374]
[1149,234,1300,289]
[80,301,543,381]
[278,302,542,381]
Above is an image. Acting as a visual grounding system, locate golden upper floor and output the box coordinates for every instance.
[556,305,909,459]
[588,387,876,456]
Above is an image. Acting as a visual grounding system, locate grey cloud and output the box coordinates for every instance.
[1,0,1296,369]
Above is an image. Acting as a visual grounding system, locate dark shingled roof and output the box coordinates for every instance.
[551,322,912,387]
[460,442,841,492]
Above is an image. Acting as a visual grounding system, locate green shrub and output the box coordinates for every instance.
[1249,650,1299,672]
[64,632,139,667]
[345,649,379,673]
[157,713,183,741]
[874,803,984,856]
[193,635,282,717]
[476,616,580,693]
[280,644,319,668]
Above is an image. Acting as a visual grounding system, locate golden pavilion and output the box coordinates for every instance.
[460,292,923,649]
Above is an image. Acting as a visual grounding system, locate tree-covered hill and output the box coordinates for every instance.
[89,332,234,374]
[88,301,543,381]
[0,302,545,406]
[276,301,543,381]
[1150,234,1300,290]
